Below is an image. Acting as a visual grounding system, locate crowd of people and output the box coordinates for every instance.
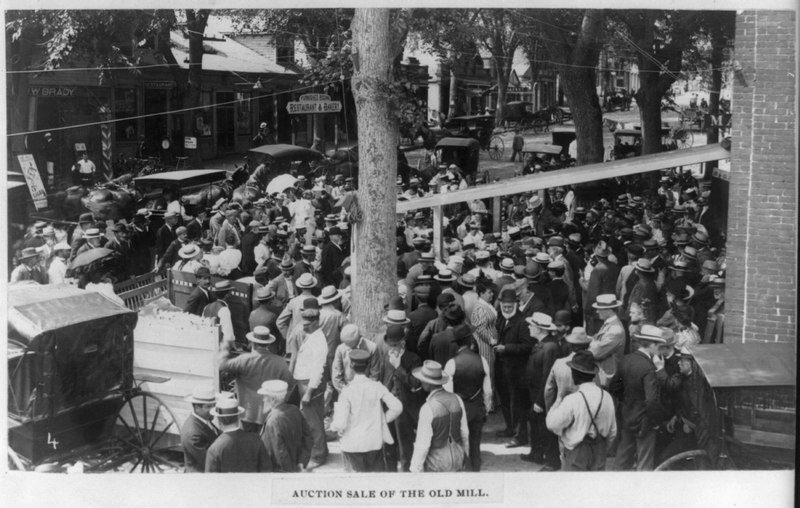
[8,153,727,473]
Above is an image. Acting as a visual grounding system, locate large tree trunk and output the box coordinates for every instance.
[350,9,398,339]
[493,56,509,125]
[636,81,666,156]
[561,66,605,164]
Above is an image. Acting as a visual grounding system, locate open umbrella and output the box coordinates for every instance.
[69,247,118,271]
[265,174,298,195]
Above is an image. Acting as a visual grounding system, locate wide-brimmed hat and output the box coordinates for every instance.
[78,212,94,224]
[444,304,466,322]
[296,273,318,289]
[701,260,720,272]
[533,252,552,265]
[567,233,582,247]
[53,241,71,252]
[547,236,565,248]
[210,397,245,418]
[567,350,598,375]
[692,231,710,245]
[634,258,655,273]
[419,251,435,262]
[185,385,217,405]
[318,285,342,305]
[709,276,726,288]
[682,246,698,261]
[300,297,321,318]
[566,327,591,345]
[255,286,275,301]
[593,241,611,258]
[452,323,473,342]
[83,228,101,239]
[18,247,40,260]
[179,244,201,259]
[279,259,295,271]
[475,250,490,261]
[670,260,690,273]
[526,312,558,331]
[257,380,288,398]
[246,326,276,344]
[385,324,406,345]
[507,226,521,237]
[592,294,622,309]
[528,195,543,209]
[633,324,666,344]
[301,244,316,256]
[553,309,572,326]
[499,257,515,271]
[211,280,233,293]
[462,237,476,249]
[383,309,410,326]
[457,273,476,288]
[498,288,518,303]
[412,360,450,385]
[434,269,456,283]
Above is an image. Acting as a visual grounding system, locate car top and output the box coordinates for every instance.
[249,143,324,162]
[688,343,796,389]
[133,169,229,187]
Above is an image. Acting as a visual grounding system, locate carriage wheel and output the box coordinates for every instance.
[532,118,548,134]
[674,128,694,149]
[488,135,504,160]
[655,449,713,471]
[110,392,183,473]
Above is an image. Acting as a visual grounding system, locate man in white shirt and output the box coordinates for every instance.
[290,297,330,469]
[47,242,71,285]
[546,350,617,471]
[330,349,403,472]
[72,152,96,186]
[409,361,469,472]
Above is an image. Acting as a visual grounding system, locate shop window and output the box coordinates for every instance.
[114,88,138,141]
[194,91,213,137]
[236,92,251,134]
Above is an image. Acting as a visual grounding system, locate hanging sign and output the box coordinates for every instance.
[287,93,342,114]
[184,137,197,149]
[17,154,49,210]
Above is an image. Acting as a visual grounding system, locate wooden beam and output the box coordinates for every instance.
[397,143,731,213]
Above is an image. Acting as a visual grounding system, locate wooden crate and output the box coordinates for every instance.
[132,312,221,433]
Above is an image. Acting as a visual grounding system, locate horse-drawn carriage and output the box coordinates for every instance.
[436,114,505,161]
[7,285,184,472]
[655,343,795,470]
[504,102,568,134]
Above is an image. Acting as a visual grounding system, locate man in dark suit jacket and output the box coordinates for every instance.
[494,289,535,447]
[406,286,438,355]
[184,267,213,316]
[155,210,180,263]
[319,227,348,288]
[428,307,466,366]
[267,259,298,309]
[611,324,668,471]
[258,380,312,472]
[205,398,270,472]
[584,242,619,334]
[380,324,425,472]
[181,386,221,472]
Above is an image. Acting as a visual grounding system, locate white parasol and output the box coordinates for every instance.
[265,174,298,195]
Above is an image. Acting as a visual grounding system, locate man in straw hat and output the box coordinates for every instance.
[611,324,668,471]
[258,380,313,472]
[583,241,619,335]
[47,241,72,285]
[218,326,294,433]
[267,257,297,309]
[289,297,330,469]
[409,361,469,472]
[544,327,591,413]
[330,350,403,472]
[205,397,270,472]
[589,294,626,389]
[10,247,42,284]
[202,280,236,344]
[332,324,381,392]
[546,350,617,471]
[181,385,221,472]
[276,272,318,340]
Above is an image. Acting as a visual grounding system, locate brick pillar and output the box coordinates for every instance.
[727,10,797,344]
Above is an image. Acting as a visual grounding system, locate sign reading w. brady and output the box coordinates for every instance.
[287,93,342,115]
[17,154,48,210]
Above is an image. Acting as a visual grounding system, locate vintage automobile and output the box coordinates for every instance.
[249,143,325,176]
[604,88,633,112]
[438,114,505,160]
[608,125,690,161]
[7,284,183,472]
[656,342,795,470]
[521,143,570,171]
[550,126,577,157]
[435,137,481,179]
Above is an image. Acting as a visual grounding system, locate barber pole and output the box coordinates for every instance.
[99,106,113,181]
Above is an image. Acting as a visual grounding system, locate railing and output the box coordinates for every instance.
[114,273,168,311]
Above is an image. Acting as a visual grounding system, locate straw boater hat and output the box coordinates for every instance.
[499,257,515,271]
[179,244,202,259]
[567,350,599,375]
[210,397,245,418]
[296,273,318,289]
[318,285,342,305]
[412,360,450,385]
[246,326,276,345]
[211,280,232,294]
[383,309,410,326]
[458,273,476,289]
[592,294,622,309]
[279,258,296,271]
[257,380,288,399]
[526,312,558,331]
[18,247,40,260]
[83,228,101,239]
[633,324,666,344]
[185,385,217,405]
[565,327,591,345]
[434,269,456,283]
[633,258,655,273]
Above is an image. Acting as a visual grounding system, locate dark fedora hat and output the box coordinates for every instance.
[385,324,406,345]
[444,304,466,322]
[567,350,598,375]
[499,288,518,303]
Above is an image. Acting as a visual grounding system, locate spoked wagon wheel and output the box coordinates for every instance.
[655,449,712,471]
[488,135,504,160]
[673,128,694,149]
[108,392,183,473]
[532,118,548,134]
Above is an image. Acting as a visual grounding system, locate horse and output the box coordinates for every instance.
[80,178,143,221]
[180,165,250,213]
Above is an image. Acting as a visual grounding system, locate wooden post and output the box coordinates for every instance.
[432,205,443,261]
[492,196,502,232]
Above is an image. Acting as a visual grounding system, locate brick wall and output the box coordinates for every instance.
[727,10,797,344]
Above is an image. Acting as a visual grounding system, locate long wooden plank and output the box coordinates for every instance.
[397,143,730,213]
[135,342,218,377]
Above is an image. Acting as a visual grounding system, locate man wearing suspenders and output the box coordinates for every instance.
[546,350,617,471]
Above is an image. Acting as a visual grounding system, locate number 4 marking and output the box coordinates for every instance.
[47,433,59,450]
